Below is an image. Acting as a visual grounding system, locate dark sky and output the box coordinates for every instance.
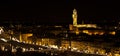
[0,1,119,24]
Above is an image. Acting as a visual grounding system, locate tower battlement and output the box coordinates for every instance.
[72,9,77,26]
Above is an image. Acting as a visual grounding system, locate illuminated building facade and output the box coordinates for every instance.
[69,9,116,35]
[72,9,97,28]
[20,33,33,42]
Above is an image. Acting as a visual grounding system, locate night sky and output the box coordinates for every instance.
[0,1,119,24]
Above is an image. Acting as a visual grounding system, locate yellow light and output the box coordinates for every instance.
[114,54,120,56]
[94,32,98,35]
[83,30,88,33]
[20,33,22,42]
[99,32,104,35]
[72,9,78,25]
[76,24,97,28]
[1,46,5,51]
[29,41,32,44]
[26,41,28,43]
[20,33,33,42]
[86,25,91,27]
[88,33,92,35]
[22,48,26,52]
[76,31,79,35]
[55,26,62,27]
[110,31,116,35]
[39,42,41,45]
[36,42,39,45]
[69,24,73,30]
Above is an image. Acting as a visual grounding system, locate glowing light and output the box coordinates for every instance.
[0,38,7,42]
[114,54,120,56]
[54,26,62,27]
[94,32,99,35]
[99,32,104,35]
[29,41,32,44]
[88,33,92,35]
[22,48,26,52]
[30,48,34,51]
[23,41,25,43]
[26,41,28,43]
[72,9,77,26]
[12,49,16,52]
[83,30,89,33]
[109,31,116,35]
[20,33,33,42]
[49,45,58,49]
[77,50,80,52]
[76,31,79,35]
[33,42,35,44]
[71,47,77,51]
[39,42,41,45]
[76,24,97,28]
[5,49,8,51]
[68,46,71,48]
[1,46,5,51]
[42,44,45,46]
[69,24,73,30]
[115,27,117,29]
[0,27,4,34]
[36,42,39,45]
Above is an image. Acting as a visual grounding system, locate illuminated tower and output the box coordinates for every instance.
[72,9,78,26]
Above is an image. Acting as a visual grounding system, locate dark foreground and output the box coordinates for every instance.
[0,50,105,56]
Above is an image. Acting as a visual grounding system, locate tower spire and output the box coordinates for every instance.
[72,8,77,26]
